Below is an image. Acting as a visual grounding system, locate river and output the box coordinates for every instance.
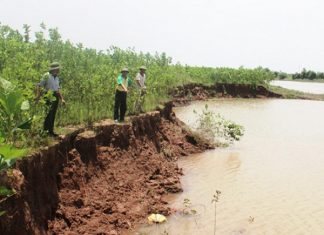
[136,83,324,235]
[271,80,324,94]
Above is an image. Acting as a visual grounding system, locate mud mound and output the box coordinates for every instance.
[0,103,211,235]
[172,83,282,105]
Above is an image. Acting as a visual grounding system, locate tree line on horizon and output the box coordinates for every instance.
[273,69,324,81]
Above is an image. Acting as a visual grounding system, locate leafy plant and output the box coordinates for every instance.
[0,144,27,172]
[193,104,244,146]
[0,186,16,197]
[0,144,22,218]
[181,198,197,216]
[0,186,16,218]
[212,190,222,235]
[0,78,33,143]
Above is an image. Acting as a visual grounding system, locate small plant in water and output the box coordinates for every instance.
[212,190,221,235]
[193,104,244,146]
[182,198,197,216]
[162,230,169,235]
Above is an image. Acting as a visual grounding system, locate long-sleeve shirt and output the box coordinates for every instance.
[38,72,60,92]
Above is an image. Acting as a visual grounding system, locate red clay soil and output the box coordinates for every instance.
[0,102,212,235]
[172,83,282,105]
[0,83,276,235]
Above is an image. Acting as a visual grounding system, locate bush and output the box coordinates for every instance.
[0,78,33,143]
[193,104,244,146]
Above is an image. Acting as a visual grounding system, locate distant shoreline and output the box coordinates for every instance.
[273,79,324,84]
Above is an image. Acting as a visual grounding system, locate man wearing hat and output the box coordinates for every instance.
[114,68,131,123]
[134,66,147,114]
[36,62,65,137]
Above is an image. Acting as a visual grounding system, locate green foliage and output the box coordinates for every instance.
[0,145,21,218]
[0,144,27,160]
[208,66,274,85]
[0,144,27,171]
[0,23,270,143]
[278,72,288,80]
[0,78,33,143]
[0,155,13,172]
[0,186,16,197]
[0,186,16,218]
[292,68,324,80]
[193,104,244,146]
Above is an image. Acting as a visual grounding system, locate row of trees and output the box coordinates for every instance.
[292,69,324,80]
[0,23,274,146]
[274,69,324,80]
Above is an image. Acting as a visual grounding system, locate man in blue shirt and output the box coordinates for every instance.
[36,62,65,137]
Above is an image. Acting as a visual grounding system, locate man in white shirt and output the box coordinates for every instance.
[36,62,65,137]
[134,66,147,113]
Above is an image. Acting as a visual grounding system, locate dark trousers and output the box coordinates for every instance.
[44,93,59,133]
[114,90,127,121]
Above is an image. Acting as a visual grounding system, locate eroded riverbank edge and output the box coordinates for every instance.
[171,83,282,105]
[0,102,213,235]
[0,83,281,235]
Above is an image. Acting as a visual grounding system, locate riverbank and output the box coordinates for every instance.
[0,103,212,235]
[171,82,324,103]
[171,83,282,105]
[275,78,324,83]
[269,85,324,100]
[0,83,302,235]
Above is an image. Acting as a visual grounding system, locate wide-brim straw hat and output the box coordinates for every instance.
[121,68,129,73]
[139,66,147,70]
[49,62,60,71]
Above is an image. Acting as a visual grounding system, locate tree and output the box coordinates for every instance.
[278,72,287,80]
[307,70,316,80]
[23,24,30,43]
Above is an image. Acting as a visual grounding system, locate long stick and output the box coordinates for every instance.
[214,201,217,235]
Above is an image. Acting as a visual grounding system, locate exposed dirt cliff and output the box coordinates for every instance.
[172,83,282,105]
[0,103,211,235]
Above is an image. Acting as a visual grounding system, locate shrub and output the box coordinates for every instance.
[193,104,244,146]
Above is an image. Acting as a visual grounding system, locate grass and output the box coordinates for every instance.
[269,85,324,100]
[275,78,324,83]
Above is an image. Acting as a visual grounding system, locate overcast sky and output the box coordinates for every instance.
[1,0,324,72]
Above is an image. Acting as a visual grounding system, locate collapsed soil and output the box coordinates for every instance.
[171,83,282,105]
[48,117,208,234]
[0,103,211,235]
[0,83,279,235]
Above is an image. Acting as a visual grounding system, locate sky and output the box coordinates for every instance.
[1,0,324,73]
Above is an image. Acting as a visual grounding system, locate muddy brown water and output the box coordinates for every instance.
[135,98,324,235]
